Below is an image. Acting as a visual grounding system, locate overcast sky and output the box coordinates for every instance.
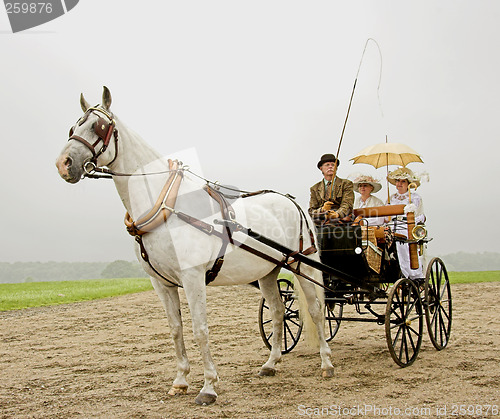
[0,1,498,262]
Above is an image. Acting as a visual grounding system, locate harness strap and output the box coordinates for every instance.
[201,186,236,284]
[123,173,318,288]
[69,135,98,158]
[135,235,181,288]
[240,189,274,198]
[179,212,338,293]
[124,160,183,236]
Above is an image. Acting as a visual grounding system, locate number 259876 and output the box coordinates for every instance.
[5,3,54,14]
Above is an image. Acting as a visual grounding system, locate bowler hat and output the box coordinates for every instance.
[317,153,340,169]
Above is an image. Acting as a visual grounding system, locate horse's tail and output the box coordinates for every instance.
[295,269,325,350]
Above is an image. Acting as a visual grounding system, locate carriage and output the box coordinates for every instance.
[56,87,452,404]
[257,203,452,368]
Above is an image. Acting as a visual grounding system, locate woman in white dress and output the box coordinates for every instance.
[353,175,384,226]
[386,167,425,279]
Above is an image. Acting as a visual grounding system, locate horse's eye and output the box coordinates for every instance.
[68,127,74,137]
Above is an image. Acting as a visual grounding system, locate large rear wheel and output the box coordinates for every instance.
[424,257,452,350]
[258,278,303,354]
[385,278,423,367]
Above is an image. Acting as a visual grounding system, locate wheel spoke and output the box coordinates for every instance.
[284,322,298,344]
[438,305,451,322]
[286,317,302,328]
[392,322,403,346]
[439,282,449,301]
[437,309,449,345]
[262,318,272,326]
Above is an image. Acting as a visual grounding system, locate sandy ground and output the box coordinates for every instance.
[1,282,499,418]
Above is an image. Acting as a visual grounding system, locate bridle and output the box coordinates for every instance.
[68,105,119,174]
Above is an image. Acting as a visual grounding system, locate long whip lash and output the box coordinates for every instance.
[332,38,384,200]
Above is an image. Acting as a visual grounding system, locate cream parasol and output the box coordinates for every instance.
[350,142,423,168]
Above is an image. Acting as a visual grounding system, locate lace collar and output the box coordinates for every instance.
[392,191,409,201]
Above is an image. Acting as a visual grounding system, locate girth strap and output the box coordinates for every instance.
[135,235,181,288]
[203,185,236,285]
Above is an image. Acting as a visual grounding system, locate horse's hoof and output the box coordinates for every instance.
[258,367,276,377]
[168,385,188,396]
[195,392,217,406]
[322,368,334,378]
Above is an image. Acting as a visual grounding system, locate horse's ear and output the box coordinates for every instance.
[80,93,90,112]
[102,86,112,111]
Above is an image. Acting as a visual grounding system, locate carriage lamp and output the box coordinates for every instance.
[412,225,427,241]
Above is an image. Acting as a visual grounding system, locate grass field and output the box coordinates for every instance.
[0,278,153,311]
[0,271,498,311]
[447,270,500,283]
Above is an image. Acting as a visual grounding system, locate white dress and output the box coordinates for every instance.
[354,194,385,226]
[386,191,426,279]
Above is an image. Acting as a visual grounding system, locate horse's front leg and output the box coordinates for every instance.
[150,278,190,396]
[257,267,284,376]
[182,278,218,405]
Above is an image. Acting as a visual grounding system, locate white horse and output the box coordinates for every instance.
[55,87,333,405]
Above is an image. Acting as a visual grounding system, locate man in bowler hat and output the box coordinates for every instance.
[309,153,354,220]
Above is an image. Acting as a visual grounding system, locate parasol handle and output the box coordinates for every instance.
[408,182,418,204]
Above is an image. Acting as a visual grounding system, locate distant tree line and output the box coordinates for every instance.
[0,252,499,283]
[435,252,500,272]
[0,261,148,284]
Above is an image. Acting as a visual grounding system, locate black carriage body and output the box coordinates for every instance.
[316,224,400,291]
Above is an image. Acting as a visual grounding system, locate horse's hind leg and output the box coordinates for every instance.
[296,269,334,378]
[258,266,285,376]
[150,278,190,396]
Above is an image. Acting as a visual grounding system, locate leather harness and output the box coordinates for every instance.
[123,173,317,287]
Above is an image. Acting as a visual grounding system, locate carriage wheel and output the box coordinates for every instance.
[324,300,343,342]
[385,278,423,367]
[258,278,303,354]
[424,257,452,350]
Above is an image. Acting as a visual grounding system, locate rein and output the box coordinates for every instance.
[83,164,178,179]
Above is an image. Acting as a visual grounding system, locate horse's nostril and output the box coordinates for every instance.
[65,156,73,168]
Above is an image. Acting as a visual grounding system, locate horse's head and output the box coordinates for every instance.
[56,86,118,183]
